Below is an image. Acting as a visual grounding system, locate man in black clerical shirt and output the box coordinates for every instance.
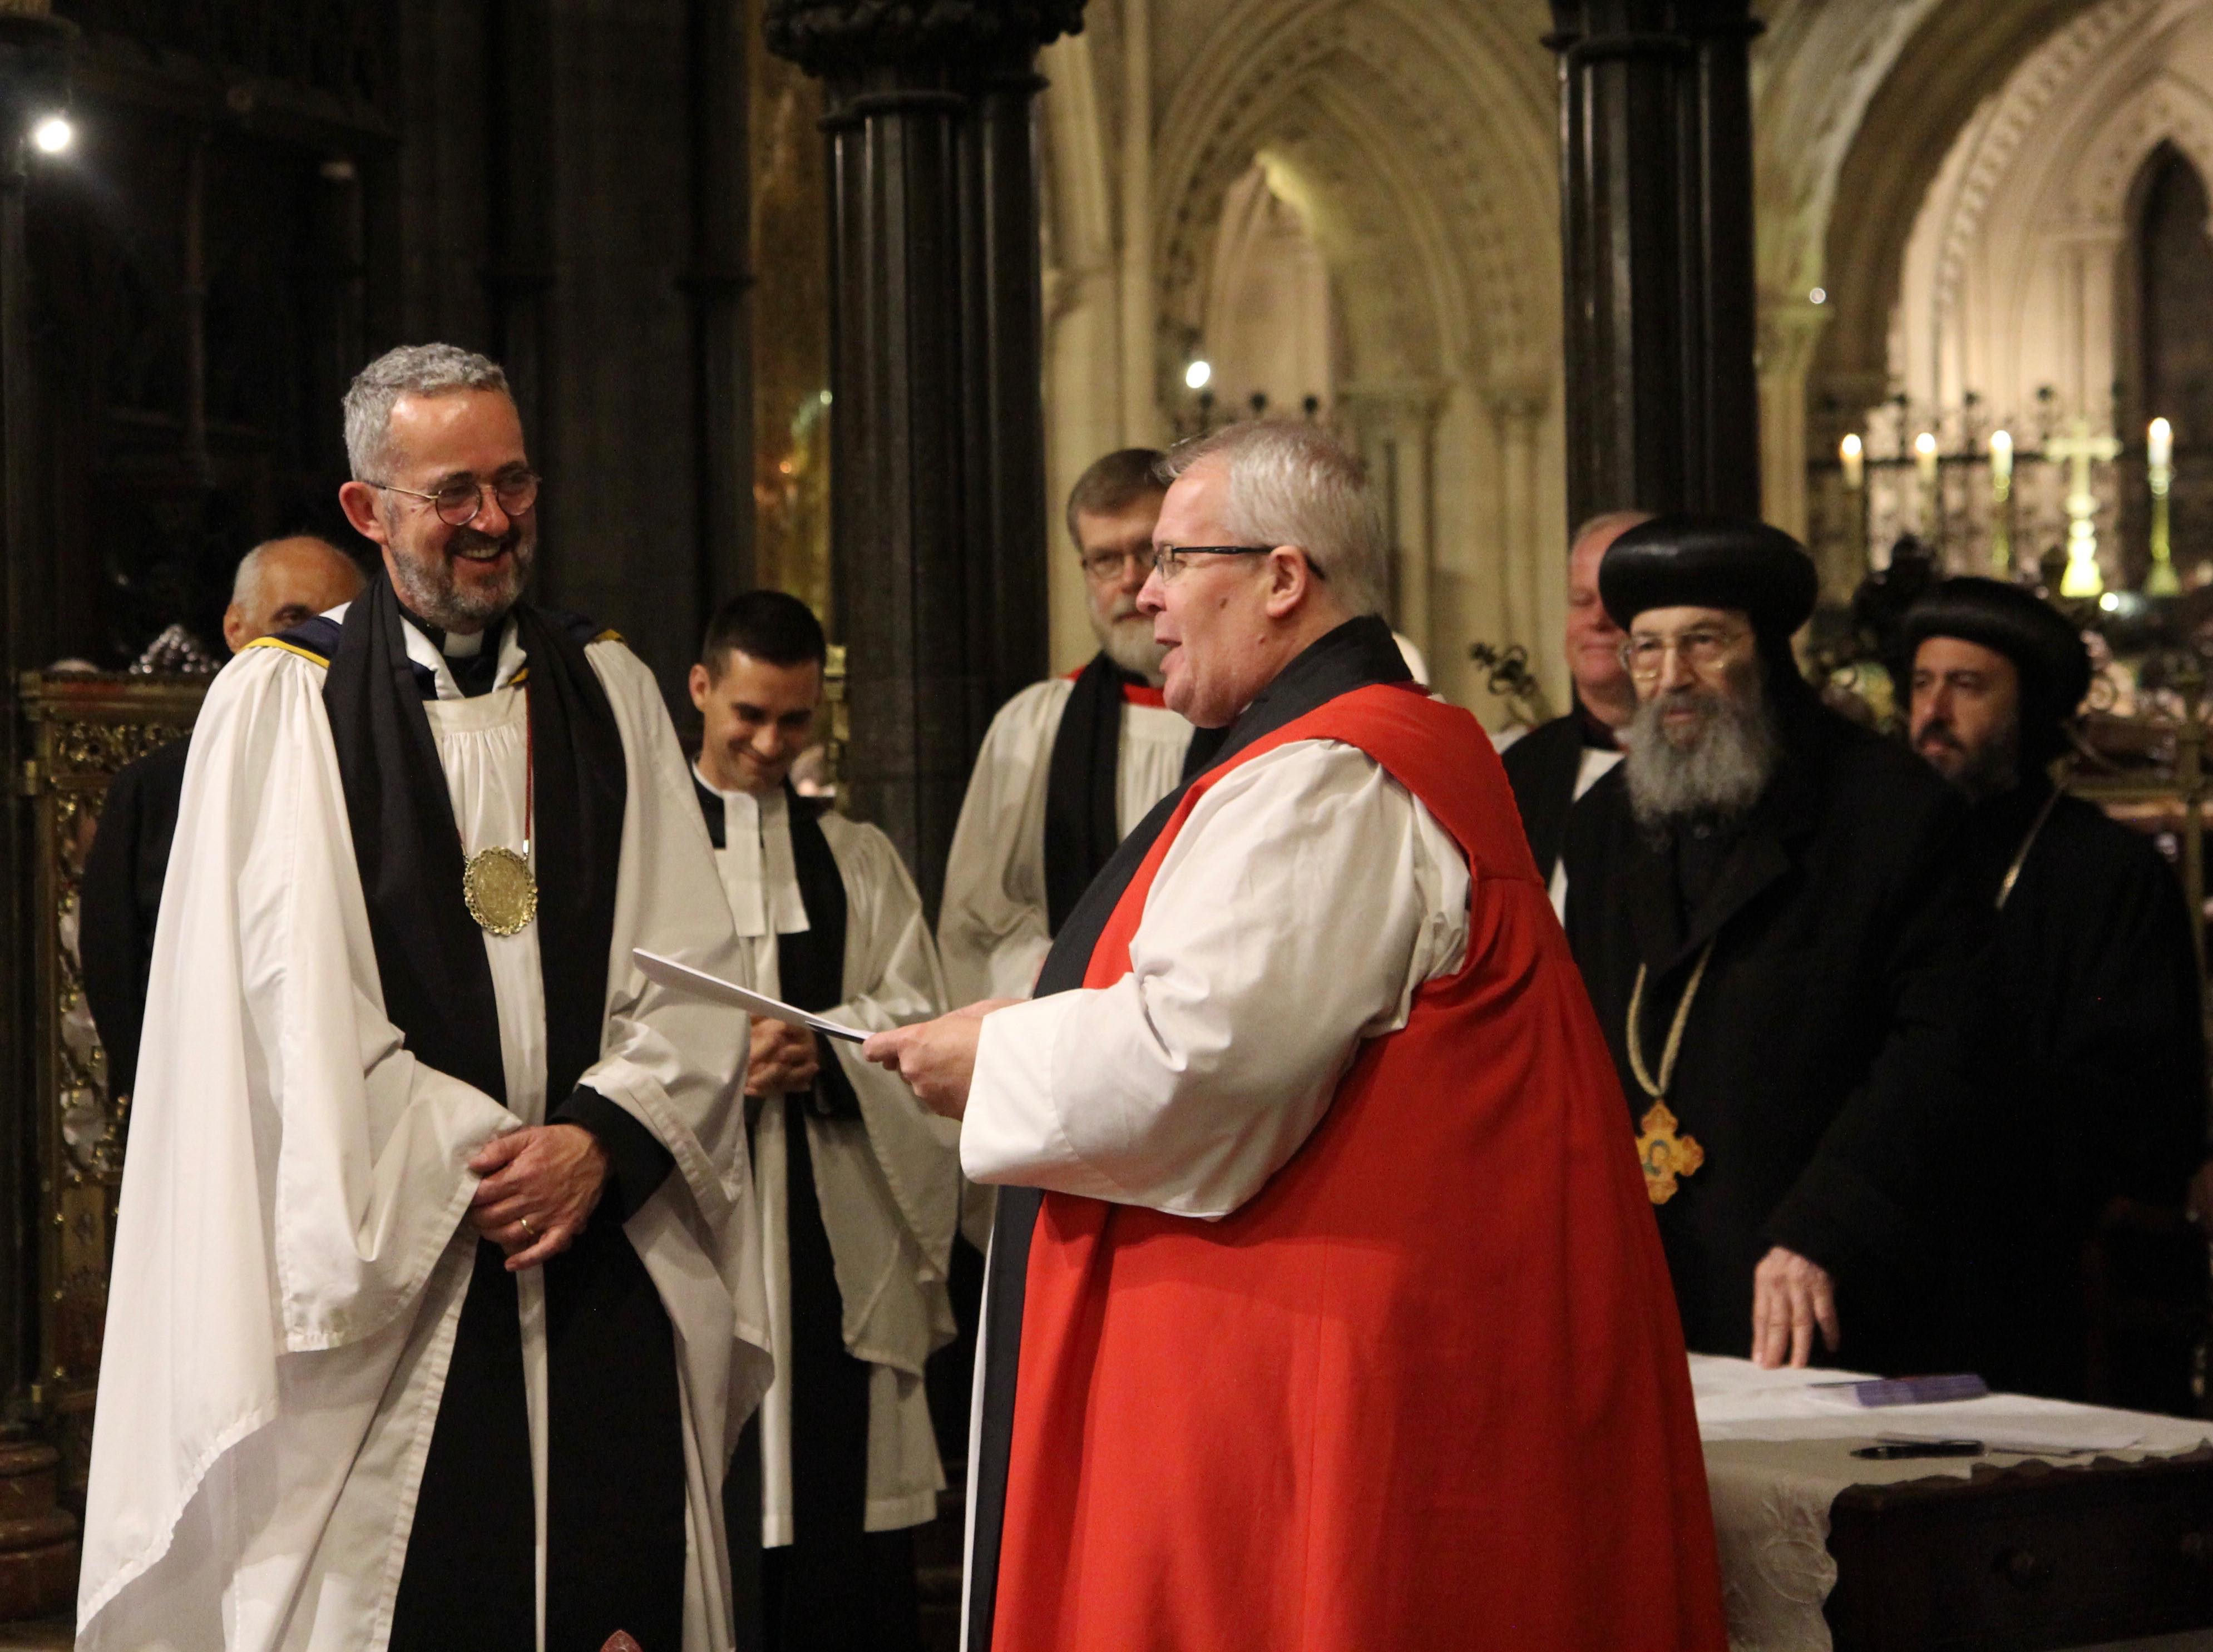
[1499,510,1645,912]
[1562,517,1984,1374]
[78,534,364,1097]
[1905,578,2205,1402]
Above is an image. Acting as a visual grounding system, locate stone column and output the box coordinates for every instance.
[767,1,1083,912]
[0,1,70,1414]
[685,0,754,622]
[1546,0,1764,529]
[0,7,83,1620]
[1757,296,1831,544]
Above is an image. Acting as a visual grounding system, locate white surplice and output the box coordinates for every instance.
[936,676,1192,1006]
[699,775,957,1541]
[961,738,1471,1214]
[78,610,771,1652]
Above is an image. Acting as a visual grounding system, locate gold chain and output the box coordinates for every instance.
[1626,939,1718,1101]
[1994,787,2062,912]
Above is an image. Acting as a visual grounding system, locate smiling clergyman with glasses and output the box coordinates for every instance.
[1558,515,1987,1383]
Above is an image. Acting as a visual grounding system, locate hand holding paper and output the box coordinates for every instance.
[631,948,868,1042]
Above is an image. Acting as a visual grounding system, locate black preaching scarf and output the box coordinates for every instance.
[312,572,683,1652]
[963,615,1412,1652]
[1042,652,1139,936]
[695,775,864,1121]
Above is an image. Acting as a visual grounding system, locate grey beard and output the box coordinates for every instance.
[1091,608,1166,682]
[389,531,536,631]
[1623,676,1780,830]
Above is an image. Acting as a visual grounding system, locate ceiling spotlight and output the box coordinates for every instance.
[1185,359,1212,392]
[1809,287,1827,305]
[31,116,71,155]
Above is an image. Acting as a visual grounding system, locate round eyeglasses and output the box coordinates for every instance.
[367,471,541,527]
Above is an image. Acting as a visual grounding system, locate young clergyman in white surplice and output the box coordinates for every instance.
[687,593,957,1641]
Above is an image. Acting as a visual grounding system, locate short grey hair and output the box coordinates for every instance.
[1569,508,1654,558]
[1157,421,1388,616]
[342,343,511,481]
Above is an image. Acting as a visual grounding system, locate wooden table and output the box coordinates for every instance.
[1694,1357,2213,1652]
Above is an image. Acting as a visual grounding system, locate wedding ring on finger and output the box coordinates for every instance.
[517,1214,536,1239]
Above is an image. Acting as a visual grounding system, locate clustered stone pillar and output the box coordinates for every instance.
[766,0,1082,913]
[1547,0,1764,530]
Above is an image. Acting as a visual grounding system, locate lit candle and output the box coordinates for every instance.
[2149,417,2179,596]
[1914,432,1940,535]
[1989,430,2014,576]
[1840,433,1864,491]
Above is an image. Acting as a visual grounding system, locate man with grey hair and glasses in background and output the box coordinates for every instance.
[80,343,770,1652]
[1560,516,1985,1377]
[938,447,1200,1010]
[867,423,1725,1651]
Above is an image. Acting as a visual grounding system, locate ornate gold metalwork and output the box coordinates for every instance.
[18,671,205,1490]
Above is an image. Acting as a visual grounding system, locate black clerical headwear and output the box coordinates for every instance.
[1598,515,1820,642]
[1904,576,2089,763]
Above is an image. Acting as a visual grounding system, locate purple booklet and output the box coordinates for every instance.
[1818,1373,1990,1407]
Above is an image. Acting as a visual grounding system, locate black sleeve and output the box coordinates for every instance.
[78,761,151,1096]
[552,1085,677,1222]
[1764,788,1990,1275]
[2061,850,2206,1211]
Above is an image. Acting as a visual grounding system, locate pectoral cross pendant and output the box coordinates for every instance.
[1636,1101,1705,1206]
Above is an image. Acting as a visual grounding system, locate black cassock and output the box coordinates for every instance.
[78,735,190,1099]
[1562,687,1987,1371]
[1499,701,1617,884]
[1946,778,2206,1402]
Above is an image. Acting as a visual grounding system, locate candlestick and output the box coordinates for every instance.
[2148,416,2179,597]
[1989,430,2013,576]
[1840,433,1864,491]
[1914,432,1939,537]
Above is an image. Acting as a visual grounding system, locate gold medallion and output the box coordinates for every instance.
[1635,1101,1705,1205]
[463,845,539,936]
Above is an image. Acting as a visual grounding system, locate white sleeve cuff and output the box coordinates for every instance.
[960,993,1123,1199]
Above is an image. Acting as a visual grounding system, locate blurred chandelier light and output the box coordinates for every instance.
[31,115,71,155]
[1184,359,1212,391]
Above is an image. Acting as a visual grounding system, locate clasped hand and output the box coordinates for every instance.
[467,1123,608,1272]
[747,1018,821,1099]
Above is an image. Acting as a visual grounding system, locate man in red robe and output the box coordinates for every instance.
[868,422,1726,1652]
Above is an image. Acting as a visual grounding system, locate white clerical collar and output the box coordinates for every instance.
[695,763,809,939]
[396,612,526,699]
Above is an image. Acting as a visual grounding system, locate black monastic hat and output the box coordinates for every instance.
[1598,515,1821,639]
[1903,576,2090,758]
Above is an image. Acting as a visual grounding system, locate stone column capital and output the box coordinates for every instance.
[767,1,1085,79]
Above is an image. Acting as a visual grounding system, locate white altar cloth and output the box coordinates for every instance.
[1692,1356,2213,1652]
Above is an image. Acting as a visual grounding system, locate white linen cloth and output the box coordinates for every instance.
[78,611,772,1652]
[936,676,1193,1006]
[1691,1356,2213,1652]
[699,773,958,1541]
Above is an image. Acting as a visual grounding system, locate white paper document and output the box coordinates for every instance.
[632,948,870,1043]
